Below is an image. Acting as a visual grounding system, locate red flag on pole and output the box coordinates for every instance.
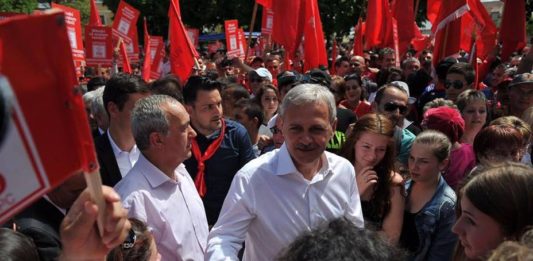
[89,0,102,26]
[365,0,388,49]
[392,0,415,57]
[353,19,364,56]
[119,39,132,73]
[430,0,469,66]
[271,0,303,55]
[168,0,198,83]
[142,18,151,82]
[303,0,327,71]
[500,0,526,61]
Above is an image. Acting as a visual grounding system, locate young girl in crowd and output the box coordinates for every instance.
[341,113,404,245]
[253,84,279,125]
[338,74,372,118]
[452,162,533,260]
[400,130,457,260]
[456,90,487,145]
[108,218,161,261]
[422,106,476,189]
[473,124,524,168]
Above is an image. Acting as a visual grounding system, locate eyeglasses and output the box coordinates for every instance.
[270,126,282,134]
[445,80,464,90]
[383,102,408,114]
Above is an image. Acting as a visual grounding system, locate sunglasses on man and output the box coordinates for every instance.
[383,102,408,115]
[444,80,464,90]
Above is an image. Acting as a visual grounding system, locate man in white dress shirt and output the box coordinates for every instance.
[115,95,209,261]
[206,84,364,261]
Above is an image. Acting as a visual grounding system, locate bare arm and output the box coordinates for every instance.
[380,184,405,246]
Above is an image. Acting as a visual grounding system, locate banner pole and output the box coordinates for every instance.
[246,2,259,61]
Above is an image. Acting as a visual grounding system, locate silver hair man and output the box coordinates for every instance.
[279,83,337,123]
[131,94,181,150]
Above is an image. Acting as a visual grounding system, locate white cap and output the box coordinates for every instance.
[391,81,416,104]
[255,67,273,82]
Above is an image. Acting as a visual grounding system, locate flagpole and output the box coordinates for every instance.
[246,2,259,61]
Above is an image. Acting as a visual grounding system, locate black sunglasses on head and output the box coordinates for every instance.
[445,80,464,90]
[384,102,408,114]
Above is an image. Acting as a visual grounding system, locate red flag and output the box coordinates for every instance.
[353,19,364,56]
[411,23,429,53]
[271,0,303,55]
[120,39,132,73]
[392,0,415,57]
[427,0,442,25]
[500,0,526,61]
[0,12,97,224]
[365,0,388,49]
[89,0,102,26]
[431,0,469,66]
[330,39,338,75]
[302,0,327,71]
[168,0,198,82]
[256,0,272,9]
[149,36,164,79]
[142,18,151,82]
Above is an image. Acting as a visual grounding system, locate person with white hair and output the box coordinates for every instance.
[206,84,364,260]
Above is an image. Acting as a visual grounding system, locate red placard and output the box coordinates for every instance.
[112,0,140,41]
[237,27,246,59]
[51,4,85,78]
[85,26,113,67]
[149,36,164,79]
[186,28,200,48]
[261,7,274,35]
[0,12,97,224]
[224,20,240,57]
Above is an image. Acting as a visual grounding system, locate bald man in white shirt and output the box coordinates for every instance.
[206,84,364,261]
[115,95,208,261]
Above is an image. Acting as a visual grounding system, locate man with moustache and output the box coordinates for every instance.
[114,95,208,260]
[206,84,364,260]
[182,76,256,226]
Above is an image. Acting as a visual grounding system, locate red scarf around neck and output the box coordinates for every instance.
[191,119,226,197]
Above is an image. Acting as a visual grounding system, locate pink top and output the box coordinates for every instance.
[444,143,476,189]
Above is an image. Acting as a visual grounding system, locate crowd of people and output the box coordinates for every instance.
[1,40,533,261]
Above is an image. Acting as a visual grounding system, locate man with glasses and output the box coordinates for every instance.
[372,84,415,167]
[508,73,533,117]
[444,62,475,102]
[247,67,272,96]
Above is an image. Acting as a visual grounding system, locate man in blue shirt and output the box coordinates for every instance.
[183,76,256,225]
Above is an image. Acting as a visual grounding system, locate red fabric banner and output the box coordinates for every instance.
[365,0,387,49]
[500,0,526,61]
[85,26,113,67]
[353,19,364,56]
[120,39,132,73]
[168,0,198,83]
[392,0,415,57]
[0,12,97,224]
[271,0,302,55]
[237,28,247,59]
[89,0,102,26]
[303,0,327,71]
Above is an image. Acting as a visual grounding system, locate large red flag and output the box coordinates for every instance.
[431,0,469,66]
[142,18,151,82]
[119,39,132,73]
[303,0,327,71]
[353,19,364,56]
[365,0,388,49]
[500,0,526,61]
[89,0,102,26]
[168,0,198,83]
[271,0,302,55]
[461,0,497,60]
[392,0,415,57]
[426,0,442,25]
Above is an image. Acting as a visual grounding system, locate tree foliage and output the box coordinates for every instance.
[0,0,38,14]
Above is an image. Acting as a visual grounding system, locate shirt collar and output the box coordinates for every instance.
[275,144,333,180]
[137,153,179,188]
[107,130,138,157]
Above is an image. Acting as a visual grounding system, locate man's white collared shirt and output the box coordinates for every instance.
[115,154,209,261]
[205,144,364,261]
[107,130,140,177]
